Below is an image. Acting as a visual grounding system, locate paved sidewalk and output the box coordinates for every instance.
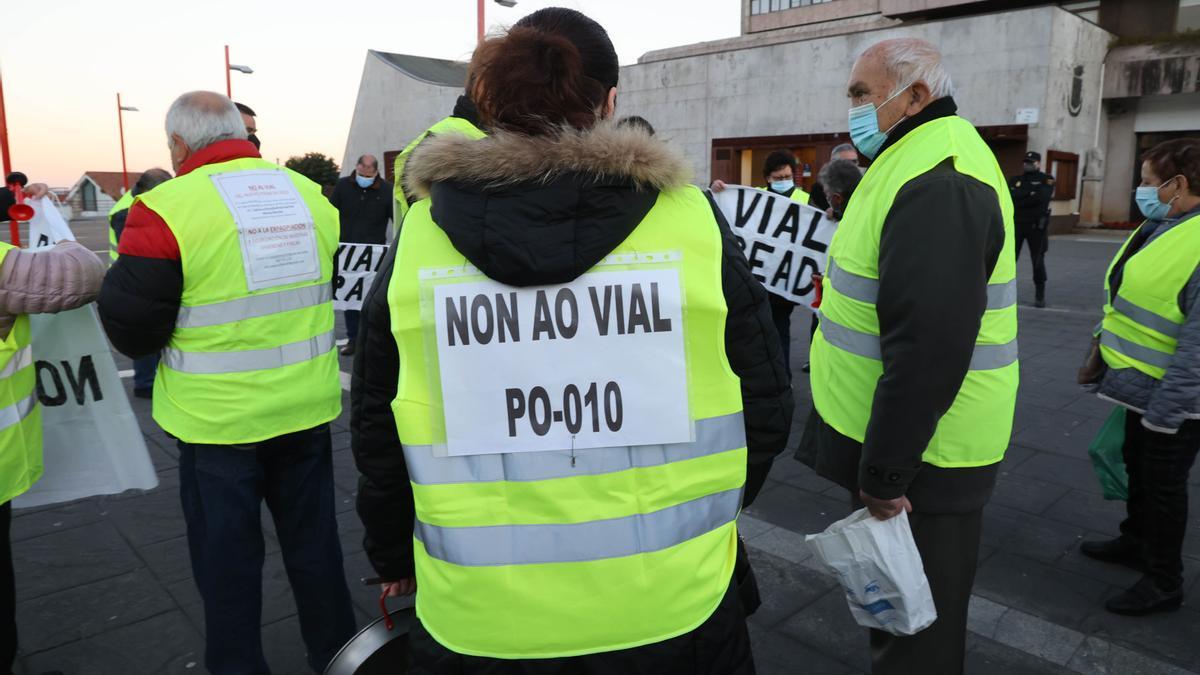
[10,231,1200,674]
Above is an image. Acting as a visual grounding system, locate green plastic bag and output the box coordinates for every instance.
[1088,407,1129,501]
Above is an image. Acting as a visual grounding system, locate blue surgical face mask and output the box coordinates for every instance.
[355,173,375,189]
[770,180,794,194]
[848,83,913,160]
[1135,177,1179,221]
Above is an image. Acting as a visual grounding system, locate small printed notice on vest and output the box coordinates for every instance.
[708,186,836,309]
[211,170,321,292]
[333,243,388,311]
[430,265,691,456]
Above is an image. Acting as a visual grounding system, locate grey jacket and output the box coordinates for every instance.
[1098,204,1200,434]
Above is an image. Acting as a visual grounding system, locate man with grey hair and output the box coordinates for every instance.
[804,38,1016,673]
[99,90,356,674]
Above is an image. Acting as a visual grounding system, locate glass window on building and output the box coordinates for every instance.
[751,0,834,14]
[1180,0,1200,31]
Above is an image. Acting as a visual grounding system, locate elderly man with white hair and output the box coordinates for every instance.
[98,91,356,674]
[803,38,1016,673]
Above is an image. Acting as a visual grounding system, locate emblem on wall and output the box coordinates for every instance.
[1067,65,1084,117]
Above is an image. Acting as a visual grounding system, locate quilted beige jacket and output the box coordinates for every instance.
[0,241,105,338]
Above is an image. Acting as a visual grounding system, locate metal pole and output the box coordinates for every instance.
[477,0,485,44]
[117,93,130,192]
[0,66,11,178]
[225,45,232,98]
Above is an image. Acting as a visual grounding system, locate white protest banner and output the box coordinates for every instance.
[14,214,158,508]
[709,186,836,309]
[26,196,75,249]
[428,257,691,457]
[210,170,321,292]
[333,243,388,311]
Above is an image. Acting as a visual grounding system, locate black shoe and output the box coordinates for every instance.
[133,388,152,399]
[1080,537,1144,572]
[800,361,810,373]
[1034,297,1046,308]
[340,343,356,356]
[1035,284,1046,308]
[1105,576,1183,616]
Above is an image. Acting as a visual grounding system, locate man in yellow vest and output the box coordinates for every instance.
[392,96,486,223]
[804,38,1017,674]
[98,91,356,675]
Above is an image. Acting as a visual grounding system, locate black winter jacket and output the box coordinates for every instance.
[329,173,392,244]
[350,124,791,671]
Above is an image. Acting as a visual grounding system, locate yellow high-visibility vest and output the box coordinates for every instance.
[388,186,746,658]
[393,117,486,223]
[810,115,1018,467]
[1100,212,1200,379]
[0,242,42,504]
[137,158,341,444]
[108,190,136,263]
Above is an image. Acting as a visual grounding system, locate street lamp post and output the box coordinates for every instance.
[116,94,139,193]
[0,66,18,246]
[478,0,518,44]
[225,45,254,98]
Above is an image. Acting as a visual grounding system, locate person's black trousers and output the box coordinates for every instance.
[870,509,983,675]
[1014,219,1048,285]
[1,501,14,675]
[178,424,357,675]
[769,296,795,374]
[1119,411,1200,591]
[344,310,362,343]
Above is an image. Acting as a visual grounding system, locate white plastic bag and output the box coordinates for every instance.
[26,195,75,248]
[805,509,937,635]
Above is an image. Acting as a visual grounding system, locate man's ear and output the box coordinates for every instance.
[905,81,933,116]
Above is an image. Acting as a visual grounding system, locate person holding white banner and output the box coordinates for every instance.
[351,7,792,674]
[0,236,104,675]
[98,91,356,674]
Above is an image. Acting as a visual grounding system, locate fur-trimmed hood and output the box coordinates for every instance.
[403,122,695,287]
[405,122,692,199]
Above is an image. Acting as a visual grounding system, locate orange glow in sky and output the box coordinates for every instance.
[1,0,737,189]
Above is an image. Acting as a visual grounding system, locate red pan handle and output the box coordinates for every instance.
[378,589,395,632]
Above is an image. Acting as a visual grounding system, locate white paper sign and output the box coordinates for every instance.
[14,217,158,508]
[1015,108,1040,124]
[211,170,321,291]
[430,264,691,456]
[709,186,836,309]
[333,243,388,311]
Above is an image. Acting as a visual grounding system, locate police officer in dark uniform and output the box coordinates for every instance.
[1010,150,1056,307]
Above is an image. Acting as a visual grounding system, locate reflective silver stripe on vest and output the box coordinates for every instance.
[415,486,742,567]
[828,258,1016,311]
[176,285,332,329]
[1112,296,1182,340]
[162,330,335,375]
[819,314,1018,370]
[404,413,745,485]
[0,345,33,379]
[0,393,37,433]
[1100,328,1174,370]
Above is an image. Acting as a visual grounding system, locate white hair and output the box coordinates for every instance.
[165,91,247,152]
[873,38,956,99]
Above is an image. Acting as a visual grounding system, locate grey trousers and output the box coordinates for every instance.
[869,509,984,675]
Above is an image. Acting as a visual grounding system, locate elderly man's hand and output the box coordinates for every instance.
[860,490,912,521]
[21,183,49,199]
[709,179,728,193]
[381,578,417,597]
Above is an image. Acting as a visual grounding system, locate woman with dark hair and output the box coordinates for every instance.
[1081,137,1200,616]
[351,7,791,673]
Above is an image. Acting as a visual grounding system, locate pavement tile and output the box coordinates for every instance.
[336,508,366,553]
[1052,543,1144,588]
[1000,444,1038,470]
[140,535,195,585]
[990,470,1072,515]
[966,595,1008,639]
[15,568,176,653]
[9,500,102,542]
[21,610,204,675]
[1013,418,1105,458]
[1013,452,1105,495]
[973,552,1111,629]
[261,615,317,675]
[991,604,1086,665]
[1012,404,1090,437]
[775,590,871,673]
[746,525,813,566]
[744,548,837,629]
[742,482,850,537]
[768,458,838,495]
[1080,603,1200,667]
[980,503,1089,565]
[737,514,776,540]
[1042,489,1128,532]
[748,624,862,675]
[344,550,391,619]
[166,578,204,636]
[101,484,188,547]
[1063,395,1121,420]
[1070,636,1199,675]
[13,519,142,602]
[964,633,1071,675]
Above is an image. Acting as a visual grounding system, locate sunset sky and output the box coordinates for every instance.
[1,0,738,189]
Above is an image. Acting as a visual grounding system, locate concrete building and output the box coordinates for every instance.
[342,0,1200,228]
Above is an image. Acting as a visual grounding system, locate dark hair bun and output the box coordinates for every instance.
[470,9,617,136]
